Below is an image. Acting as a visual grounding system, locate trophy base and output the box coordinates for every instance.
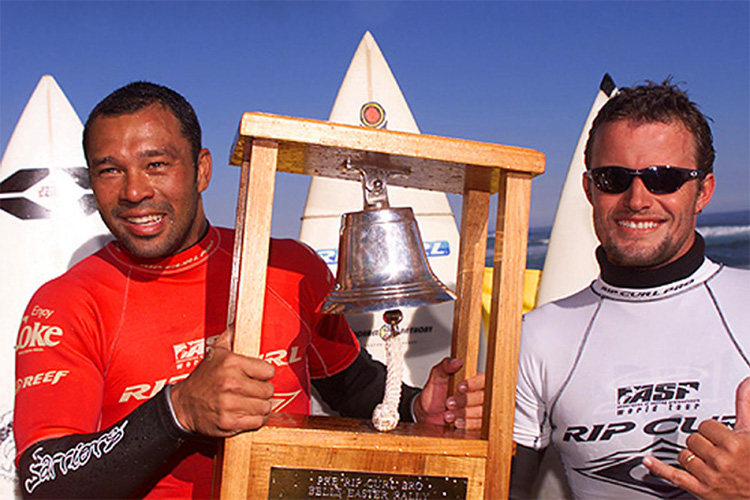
[214,413,489,499]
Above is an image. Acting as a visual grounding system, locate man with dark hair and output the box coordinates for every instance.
[82,81,204,167]
[510,80,749,498]
[13,81,484,498]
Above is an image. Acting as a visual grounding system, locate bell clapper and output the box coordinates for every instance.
[372,309,405,432]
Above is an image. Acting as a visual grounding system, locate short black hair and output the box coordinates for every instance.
[83,81,202,166]
[584,79,715,174]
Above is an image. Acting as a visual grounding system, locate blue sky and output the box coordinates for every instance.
[1,1,748,236]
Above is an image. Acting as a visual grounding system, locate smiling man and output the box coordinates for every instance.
[12,82,484,499]
[510,81,749,499]
[85,104,212,260]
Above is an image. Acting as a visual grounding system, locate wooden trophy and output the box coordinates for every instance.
[212,112,545,499]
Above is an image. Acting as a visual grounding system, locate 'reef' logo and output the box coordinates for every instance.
[16,370,69,394]
[617,381,700,415]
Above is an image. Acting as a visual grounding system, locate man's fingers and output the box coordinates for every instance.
[449,387,485,410]
[423,357,462,396]
[642,383,750,500]
[212,398,273,436]
[458,372,485,392]
[218,376,275,401]
[241,356,275,382]
[431,357,463,381]
[678,448,710,480]
[451,400,483,430]
[446,372,485,430]
[693,418,734,454]
[171,341,276,437]
[642,456,708,498]
[211,324,235,351]
[458,373,485,398]
[735,377,750,433]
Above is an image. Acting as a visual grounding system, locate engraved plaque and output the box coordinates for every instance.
[268,467,468,499]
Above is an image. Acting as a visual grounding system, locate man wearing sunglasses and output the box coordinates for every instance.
[511,81,749,499]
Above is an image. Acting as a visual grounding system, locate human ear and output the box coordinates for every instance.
[196,149,212,193]
[583,172,594,205]
[694,172,715,214]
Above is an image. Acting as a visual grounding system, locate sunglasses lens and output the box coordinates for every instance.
[592,167,632,193]
[642,168,684,194]
[591,167,700,194]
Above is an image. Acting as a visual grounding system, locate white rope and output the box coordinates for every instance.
[371,324,404,432]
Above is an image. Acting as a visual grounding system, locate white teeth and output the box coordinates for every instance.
[618,220,658,230]
[127,214,163,225]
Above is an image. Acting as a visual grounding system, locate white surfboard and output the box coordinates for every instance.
[300,32,460,403]
[0,75,111,495]
[531,74,617,500]
[536,74,617,306]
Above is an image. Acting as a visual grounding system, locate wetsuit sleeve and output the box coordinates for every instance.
[292,242,360,378]
[16,387,195,499]
[514,315,554,449]
[509,444,546,499]
[312,349,420,422]
[284,241,418,420]
[14,279,111,461]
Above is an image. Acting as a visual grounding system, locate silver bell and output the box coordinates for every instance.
[321,163,456,314]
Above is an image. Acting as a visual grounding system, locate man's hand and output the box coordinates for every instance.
[169,325,276,437]
[412,357,485,430]
[642,377,750,499]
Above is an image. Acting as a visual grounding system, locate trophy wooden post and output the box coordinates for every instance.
[213,113,545,499]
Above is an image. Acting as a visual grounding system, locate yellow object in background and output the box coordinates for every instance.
[481,268,542,333]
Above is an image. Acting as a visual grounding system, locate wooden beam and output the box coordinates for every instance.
[451,187,490,390]
[214,138,279,498]
[483,172,532,500]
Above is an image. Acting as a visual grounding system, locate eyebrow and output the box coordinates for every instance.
[89,156,118,169]
[89,147,179,168]
[138,147,179,159]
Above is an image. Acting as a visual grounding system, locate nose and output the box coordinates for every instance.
[622,177,653,211]
[120,170,154,203]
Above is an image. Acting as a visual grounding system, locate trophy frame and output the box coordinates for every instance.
[212,112,545,499]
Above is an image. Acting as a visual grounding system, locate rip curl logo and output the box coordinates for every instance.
[24,421,128,494]
[173,335,218,370]
[317,241,449,266]
[595,278,696,302]
[617,381,700,416]
[271,391,303,413]
[574,439,687,498]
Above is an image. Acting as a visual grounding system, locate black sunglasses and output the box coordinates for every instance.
[587,166,705,195]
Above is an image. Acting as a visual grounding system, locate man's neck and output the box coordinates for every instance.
[115,222,213,269]
[597,233,705,288]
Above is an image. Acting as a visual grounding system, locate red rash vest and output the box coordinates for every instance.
[14,226,359,498]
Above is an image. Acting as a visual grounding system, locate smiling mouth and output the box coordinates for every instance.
[126,214,164,225]
[617,220,659,230]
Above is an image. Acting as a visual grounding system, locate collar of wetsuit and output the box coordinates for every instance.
[596,232,705,289]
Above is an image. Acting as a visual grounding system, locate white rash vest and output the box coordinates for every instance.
[515,257,749,498]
